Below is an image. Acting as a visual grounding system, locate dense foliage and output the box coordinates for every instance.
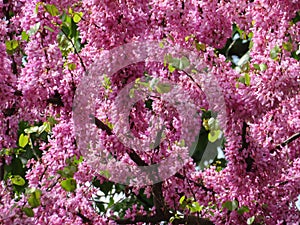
[0,0,300,224]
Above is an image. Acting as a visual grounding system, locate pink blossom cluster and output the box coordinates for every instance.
[0,0,299,225]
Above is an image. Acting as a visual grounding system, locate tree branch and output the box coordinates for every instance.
[275,132,300,150]
[93,116,214,225]
[239,121,249,152]
[60,27,87,72]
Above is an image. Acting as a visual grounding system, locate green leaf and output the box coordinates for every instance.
[23,207,34,217]
[99,170,111,179]
[168,64,176,73]
[57,165,77,178]
[238,76,245,84]
[169,216,175,223]
[283,42,293,52]
[156,83,171,94]
[44,4,59,16]
[44,26,54,32]
[222,200,239,211]
[73,12,83,23]
[11,175,26,186]
[190,201,203,213]
[5,40,19,51]
[179,196,185,205]
[247,216,255,224]
[259,63,267,71]
[179,56,190,70]
[195,42,206,51]
[73,155,83,165]
[61,178,77,192]
[237,205,250,215]
[24,126,39,134]
[244,73,250,86]
[19,134,29,148]
[43,122,51,133]
[159,41,164,48]
[28,190,42,208]
[47,116,58,126]
[21,31,29,41]
[35,2,43,14]
[185,36,191,42]
[170,57,180,69]
[28,22,41,37]
[207,117,220,131]
[270,45,280,60]
[208,130,220,143]
[253,64,260,70]
[67,63,76,70]
[129,88,135,98]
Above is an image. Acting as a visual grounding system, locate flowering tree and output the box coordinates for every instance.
[0,0,300,225]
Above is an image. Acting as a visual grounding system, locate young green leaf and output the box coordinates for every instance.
[270,45,280,60]
[179,56,190,70]
[159,41,164,48]
[23,207,34,217]
[21,31,29,41]
[57,165,77,178]
[99,170,111,179]
[44,26,54,32]
[189,201,203,213]
[179,196,185,205]
[129,88,135,98]
[208,130,220,143]
[195,42,206,51]
[244,73,250,86]
[24,126,39,134]
[282,42,293,52]
[237,205,250,215]
[259,63,267,71]
[28,22,41,37]
[19,134,29,148]
[73,12,83,23]
[5,40,19,51]
[28,189,42,208]
[247,216,255,224]
[44,4,59,16]
[222,200,239,211]
[11,175,26,186]
[61,178,77,192]
[67,63,76,70]
[253,64,260,70]
[156,83,171,94]
[168,64,176,73]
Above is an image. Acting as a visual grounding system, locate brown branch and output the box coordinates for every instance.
[92,116,165,214]
[93,116,113,135]
[275,132,300,150]
[60,27,86,72]
[239,121,249,152]
[174,172,215,194]
[182,70,202,90]
[93,116,214,225]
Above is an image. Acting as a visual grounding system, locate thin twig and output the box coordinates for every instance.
[60,28,86,72]
[275,132,300,150]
